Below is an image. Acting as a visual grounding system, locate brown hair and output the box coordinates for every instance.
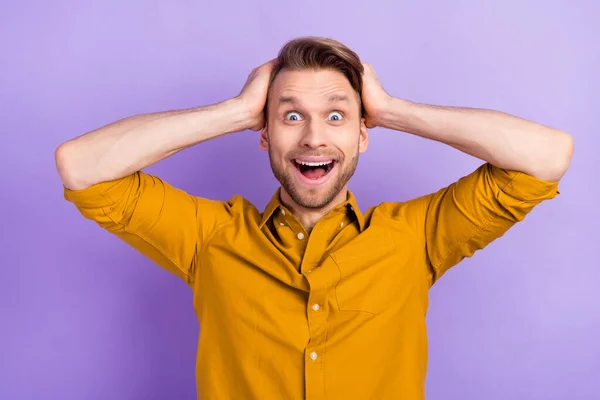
[266,36,365,117]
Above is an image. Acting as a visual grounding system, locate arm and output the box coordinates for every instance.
[382,163,560,285]
[361,63,571,285]
[55,101,249,190]
[55,59,277,190]
[361,64,574,181]
[57,59,277,285]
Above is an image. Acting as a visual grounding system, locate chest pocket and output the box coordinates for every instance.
[331,230,412,314]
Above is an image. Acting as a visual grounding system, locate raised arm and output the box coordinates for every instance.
[360,63,573,181]
[56,59,277,285]
[361,62,573,285]
[55,59,277,190]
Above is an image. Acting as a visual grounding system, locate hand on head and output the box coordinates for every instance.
[360,62,392,129]
[237,58,279,131]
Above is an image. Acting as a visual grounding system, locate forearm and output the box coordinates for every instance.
[379,97,573,181]
[55,98,250,190]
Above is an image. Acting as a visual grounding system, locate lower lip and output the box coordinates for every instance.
[292,162,336,187]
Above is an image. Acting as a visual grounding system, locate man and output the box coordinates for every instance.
[56,37,573,399]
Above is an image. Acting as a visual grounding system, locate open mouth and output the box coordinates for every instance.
[292,159,336,181]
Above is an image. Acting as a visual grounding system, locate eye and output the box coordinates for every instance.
[285,111,303,121]
[328,111,344,121]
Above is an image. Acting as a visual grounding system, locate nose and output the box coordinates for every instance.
[299,120,327,149]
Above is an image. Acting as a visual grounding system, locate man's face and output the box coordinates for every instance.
[260,68,368,209]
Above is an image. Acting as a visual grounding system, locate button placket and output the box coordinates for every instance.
[305,270,329,346]
[303,255,338,399]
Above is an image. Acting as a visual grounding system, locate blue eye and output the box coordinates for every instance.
[285,112,302,121]
[328,111,343,121]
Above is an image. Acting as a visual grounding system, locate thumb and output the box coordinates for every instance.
[365,116,377,129]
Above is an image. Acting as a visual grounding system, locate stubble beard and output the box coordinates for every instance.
[268,147,359,209]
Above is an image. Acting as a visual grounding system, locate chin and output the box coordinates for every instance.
[269,151,359,209]
[289,187,336,209]
[291,195,336,210]
[285,173,345,209]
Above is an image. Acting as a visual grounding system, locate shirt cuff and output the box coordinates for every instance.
[63,175,129,208]
[488,163,560,201]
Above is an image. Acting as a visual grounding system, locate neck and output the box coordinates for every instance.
[280,187,348,233]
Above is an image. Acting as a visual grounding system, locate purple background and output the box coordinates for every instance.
[1,1,598,399]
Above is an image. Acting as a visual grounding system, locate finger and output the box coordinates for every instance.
[365,116,376,129]
[260,58,279,72]
[362,62,376,76]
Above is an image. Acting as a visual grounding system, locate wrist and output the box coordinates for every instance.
[224,97,255,132]
[377,97,414,131]
[233,96,264,131]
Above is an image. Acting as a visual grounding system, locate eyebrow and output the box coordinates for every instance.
[277,94,351,106]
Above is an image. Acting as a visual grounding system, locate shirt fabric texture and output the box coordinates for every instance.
[64,163,559,399]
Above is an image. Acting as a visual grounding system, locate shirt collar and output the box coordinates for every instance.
[259,188,364,232]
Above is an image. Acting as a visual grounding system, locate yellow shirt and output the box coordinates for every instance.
[63,163,559,399]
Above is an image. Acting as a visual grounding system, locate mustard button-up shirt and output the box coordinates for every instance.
[64,163,559,399]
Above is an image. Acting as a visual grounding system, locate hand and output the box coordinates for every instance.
[237,58,279,131]
[361,63,393,129]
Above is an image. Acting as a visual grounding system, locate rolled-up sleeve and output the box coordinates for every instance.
[385,163,560,286]
[63,171,231,285]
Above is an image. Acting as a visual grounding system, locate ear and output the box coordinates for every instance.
[259,125,269,151]
[358,118,369,153]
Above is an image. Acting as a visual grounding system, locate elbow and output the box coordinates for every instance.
[55,142,92,190]
[534,130,574,182]
[551,130,574,180]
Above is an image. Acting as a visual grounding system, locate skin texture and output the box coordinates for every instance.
[259,69,368,230]
[257,62,573,231]
[56,57,573,233]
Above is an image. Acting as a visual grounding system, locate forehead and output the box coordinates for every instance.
[270,68,358,105]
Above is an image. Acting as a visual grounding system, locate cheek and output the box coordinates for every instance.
[266,132,293,157]
[268,124,299,147]
[338,130,361,151]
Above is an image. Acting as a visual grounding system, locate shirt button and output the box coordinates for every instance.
[306,269,313,274]
[310,352,318,361]
[279,222,285,226]
[312,304,320,311]
[297,232,305,240]
[340,221,344,227]
[281,209,286,215]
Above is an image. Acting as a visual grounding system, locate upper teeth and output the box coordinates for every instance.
[296,160,333,166]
